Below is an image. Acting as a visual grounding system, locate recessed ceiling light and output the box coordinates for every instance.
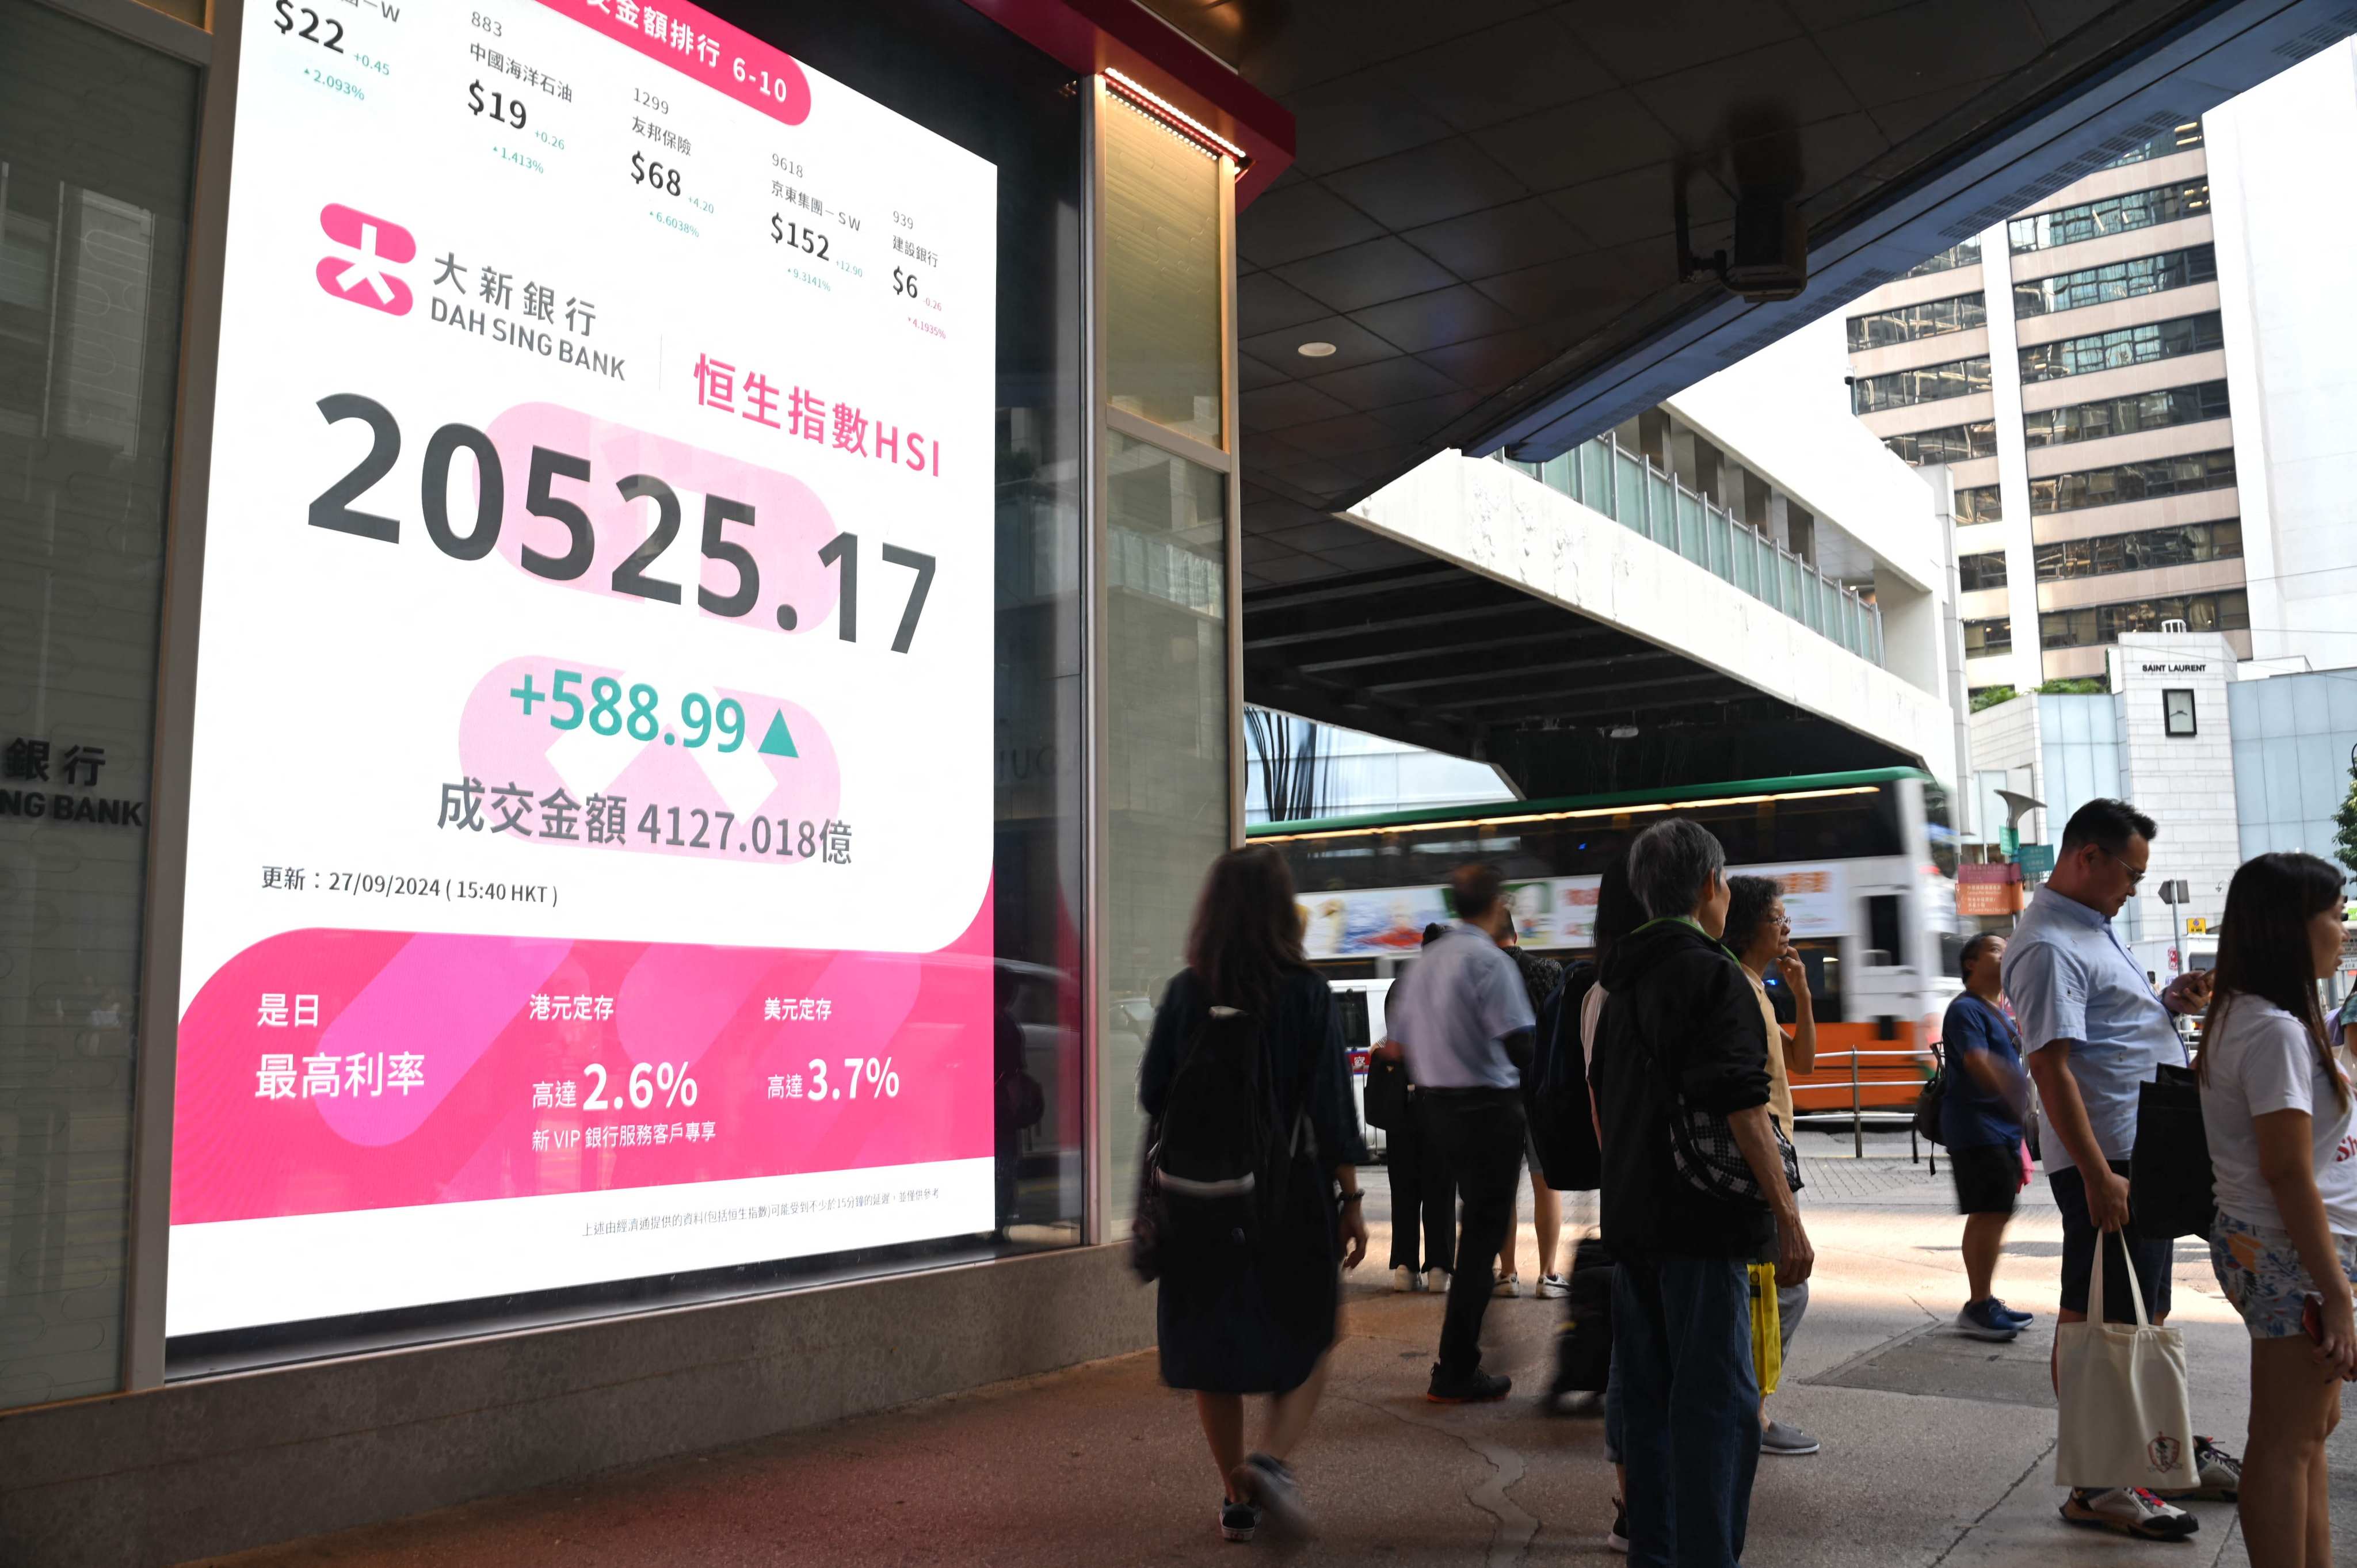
[1296,341,1337,358]
[1608,724,1641,740]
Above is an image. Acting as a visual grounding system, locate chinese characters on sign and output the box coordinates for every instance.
[691,351,940,474]
[255,1051,425,1098]
[1,735,145,827]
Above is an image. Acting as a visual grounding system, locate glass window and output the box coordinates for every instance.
[1103,432,1227,1224]
[1958,551,2009,591]
[1901,239,1981,278]
[1103,95,1222,445]
[1882,421,1997,464]
[2032,520,2241,580]
[1851,356,1992,414]
[0,1,199,1410]
[2022,379,2229,447]
[2103,120,2203,169]
[2007,179,2209,253]
[2041,589,2249,648]
[1963,617,2014,655]
[2019,311,2223,383]
[2028,448,2236,513]
[1955,484,2004,524]
[1846,292,1986,350]
[2013,244,2217,318]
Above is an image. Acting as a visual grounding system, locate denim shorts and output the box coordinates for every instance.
[2210,1212,2357,1340]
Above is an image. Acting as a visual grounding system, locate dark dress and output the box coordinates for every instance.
[1141,966,1368,1394]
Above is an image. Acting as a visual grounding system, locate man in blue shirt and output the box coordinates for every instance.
[2002,798,2238,1540]
[1388,861,1536,1403]
[1940,932,2030,1341]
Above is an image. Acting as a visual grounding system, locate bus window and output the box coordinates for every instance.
[1866,894,1903,967]
[1334,989,1371,1051]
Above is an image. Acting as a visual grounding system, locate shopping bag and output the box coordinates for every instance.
[2054,1230,2196,1491]
[1748,1262,1783,1398]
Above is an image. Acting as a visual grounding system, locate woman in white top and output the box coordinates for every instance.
[2198,850,2357,1568]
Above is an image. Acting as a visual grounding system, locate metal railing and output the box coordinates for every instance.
[1500,438,1886,666]
[1790,1045,1938,1168]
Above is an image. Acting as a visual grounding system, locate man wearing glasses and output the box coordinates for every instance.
[2003,798,2240,1540]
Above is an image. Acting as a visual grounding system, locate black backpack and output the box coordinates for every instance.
[1527,962,1604,1191]
[1132,1005,1303,1277]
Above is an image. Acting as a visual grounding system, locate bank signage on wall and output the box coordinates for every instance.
[169,0,998,1336]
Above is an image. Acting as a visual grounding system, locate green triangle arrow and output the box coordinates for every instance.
[758,709,799,758]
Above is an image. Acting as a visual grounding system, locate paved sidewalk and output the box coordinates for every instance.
[194,1138,2337,1567]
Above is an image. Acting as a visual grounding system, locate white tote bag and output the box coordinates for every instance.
[2054,1230,2198,1491]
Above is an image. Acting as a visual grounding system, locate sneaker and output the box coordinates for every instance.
[1492,1271,1521,1298]
[1760,1418,1820,1456]
[2154,1437,2242,1502]
[1218,1499,1261,1542]
[1537,1273,1570,1299]
[1427,1364,1512,1403]
[1424,1267,1451,1294]
[1233,1453,1313,1538]
[1956,1298,2023,1342]
[1393,1265,1417,1293]
[1991,1298,2034,1326]
[2059,1487,2198,1539]
[1605,1495,1630,1554]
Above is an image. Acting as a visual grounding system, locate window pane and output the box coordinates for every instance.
[1103,432,1227,1224]
[0,1,199,1410]
[1103,96,1221,444]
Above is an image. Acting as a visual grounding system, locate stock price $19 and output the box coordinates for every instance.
[468,80,527,129]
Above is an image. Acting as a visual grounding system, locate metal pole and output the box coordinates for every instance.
[1850,1047,1863,1159]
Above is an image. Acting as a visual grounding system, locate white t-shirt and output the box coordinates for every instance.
[2198,997,2357,1235]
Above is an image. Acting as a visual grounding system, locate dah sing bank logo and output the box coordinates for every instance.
[315,203,415,316]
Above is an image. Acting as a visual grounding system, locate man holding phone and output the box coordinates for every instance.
[2003,799,2241,1540]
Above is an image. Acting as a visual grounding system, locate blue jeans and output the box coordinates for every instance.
[1613,1257,1761,1568]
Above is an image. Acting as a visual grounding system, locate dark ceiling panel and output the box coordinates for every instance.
[1272,236,1462,313]
[1402,15,1619,130]
[1562,0,1804,81]
[1467,90,1683,190]
[1240,379,1355,433]
[1346,284,1527,353]
[1236,351,1292,391]
[1231,178,1388,268]
[1238,312,1402,375]
[1319,139,1535,232]
[1283,67,1460,174]
[1301,354,1464,413]
[1400,197,1593,280]
[1816,1,2053,105]
[1237,272,1333,337]
[1627,39,1866,147]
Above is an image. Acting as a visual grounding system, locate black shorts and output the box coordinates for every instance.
[1949,1139,2022,1216]
[2051,1160,2173,1321]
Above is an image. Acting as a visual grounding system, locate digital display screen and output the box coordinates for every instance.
[169,0,998,1336]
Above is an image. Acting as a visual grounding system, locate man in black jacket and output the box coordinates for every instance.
[1591,818,1814,1568]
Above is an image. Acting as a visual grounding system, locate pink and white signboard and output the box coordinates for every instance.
[176,0,996,1334]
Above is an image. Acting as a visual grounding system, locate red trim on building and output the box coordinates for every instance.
[953,0,1295,206]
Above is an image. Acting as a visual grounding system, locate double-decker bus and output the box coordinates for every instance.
[1249,766,1962,1119]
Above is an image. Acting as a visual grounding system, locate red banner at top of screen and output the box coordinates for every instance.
[537,0,813,126]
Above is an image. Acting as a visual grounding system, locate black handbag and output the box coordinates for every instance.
[1913,1048,1947,1146]
[1363,1053,1408,1131]
[2129,1062,2214,1240]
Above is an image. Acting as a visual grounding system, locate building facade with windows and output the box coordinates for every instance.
[1844,40,2357,697]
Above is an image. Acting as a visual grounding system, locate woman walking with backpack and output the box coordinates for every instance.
[1141,845,1370,1543]
[2199,851,2357,1567]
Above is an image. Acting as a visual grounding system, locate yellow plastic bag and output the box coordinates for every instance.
[1748,1262,1782,1397]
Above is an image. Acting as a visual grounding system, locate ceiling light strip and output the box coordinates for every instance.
[1252,785,1882,844]
[1103,67,1250,169]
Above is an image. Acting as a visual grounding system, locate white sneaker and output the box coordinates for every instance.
[1392,1266,1416,1293]
[1424,1268,1451,1294]
[1492,1272,1521,1298]
[1537,1273,1570,1299]
[2059,1487,2199,1540]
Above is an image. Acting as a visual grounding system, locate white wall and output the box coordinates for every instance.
[1349,453,1958,787]
[2108,633,2242,941]
[2206,40,2357,667]
[1668,312,1946,597]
